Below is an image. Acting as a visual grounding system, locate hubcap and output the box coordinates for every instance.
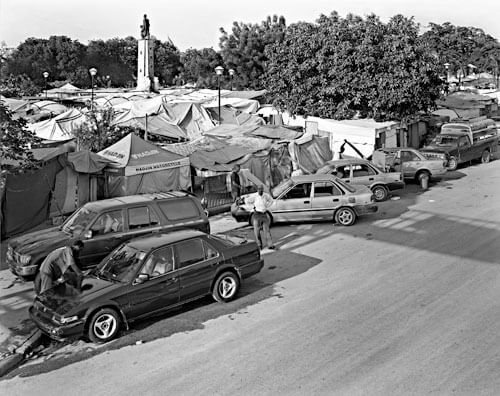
[219,277,236,298]
[374,188,385,200]
[338,210,353,224]
[93,314,117,339]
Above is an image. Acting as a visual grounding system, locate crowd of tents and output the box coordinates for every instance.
[1,84,498,238]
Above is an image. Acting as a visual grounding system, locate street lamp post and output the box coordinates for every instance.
[89,67,97,111]
[229,69,235,91]
[215,66,224,125]
[43,71,49,99]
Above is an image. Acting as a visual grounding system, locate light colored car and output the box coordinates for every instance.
[316,158,404,201]
[372,148,447,183]
[231,174,378,227]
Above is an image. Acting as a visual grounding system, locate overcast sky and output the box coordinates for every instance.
[1,0,499,50]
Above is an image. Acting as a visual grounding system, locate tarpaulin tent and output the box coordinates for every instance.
[28,108,85,142]
[288,134,333,174]
[30,100,68,115]
[98,133,191,197]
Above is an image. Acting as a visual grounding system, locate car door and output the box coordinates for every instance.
[175,238,220,302]
[457,135,474,162]
[272,182,313,222]
[124,245,180,320]
[79,209,126,269]
[350,163,379,187]
[398,150,419,178]
[310,181,344,220]
[335,165,352,184]
[125,205,163,240]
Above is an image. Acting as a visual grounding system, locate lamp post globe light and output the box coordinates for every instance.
[215,66,224,125]
[43,71,49,99]
[89,67,97,111]
[229,68,235,91]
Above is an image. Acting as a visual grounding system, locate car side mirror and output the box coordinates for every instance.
[83,230,93,239]
[134,273,149,285]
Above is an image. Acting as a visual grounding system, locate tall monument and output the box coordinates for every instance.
[137,14,154,91]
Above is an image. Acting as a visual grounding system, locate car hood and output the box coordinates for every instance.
[9,226,72,255]
[38,276,121,315]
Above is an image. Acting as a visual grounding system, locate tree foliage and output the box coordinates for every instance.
[420,23,500,75]
[177,48,223,88]
[0,74,39,97]
[0,102,41,170]
[219,15,286,89]
[263,12,443,121]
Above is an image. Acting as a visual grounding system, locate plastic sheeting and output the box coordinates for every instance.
[288,135,332,174]
[106,165,190,197]
[67,150,114,173]
[28,108,85,142]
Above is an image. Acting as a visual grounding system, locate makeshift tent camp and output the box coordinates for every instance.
[98,133,191,197]
[28,108,85,142]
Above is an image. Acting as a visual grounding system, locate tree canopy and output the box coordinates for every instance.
[263,12,443,121]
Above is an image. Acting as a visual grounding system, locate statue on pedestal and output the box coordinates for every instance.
[140,14,150,39]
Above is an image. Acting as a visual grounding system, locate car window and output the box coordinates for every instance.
[282,183,311,199]
[335,165,348,178]
[313,182,342,197]
[128,206,160,230]
[352,164,376,177]
[141,246,175,278]
[203,240,219,259]
[175,239,205,268]
[400,151,419,162]
[91,210,124,236]
[459,136,469,147]
[158,198,200,221]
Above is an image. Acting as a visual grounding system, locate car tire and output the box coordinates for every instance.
[335,207,357,226]
[87,308,121,343]
[212,271,240,303]
[481,150,491,164]
[371,185,388,202]
[447,156,458,171]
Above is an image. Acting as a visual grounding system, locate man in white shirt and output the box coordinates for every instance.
[245,185,275,250]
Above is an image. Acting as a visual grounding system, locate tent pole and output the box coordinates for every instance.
[144,114,148,141]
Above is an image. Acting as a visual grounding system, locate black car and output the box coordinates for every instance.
[29,230,263,343]
[7,191,209,278]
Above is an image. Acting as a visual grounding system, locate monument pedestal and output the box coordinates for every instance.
[136,39,154,91]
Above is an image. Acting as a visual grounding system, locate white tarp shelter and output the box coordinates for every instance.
[28,108,85,142]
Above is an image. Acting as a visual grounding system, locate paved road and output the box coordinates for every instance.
[1,160,500,395]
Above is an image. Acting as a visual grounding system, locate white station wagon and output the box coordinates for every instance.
[231,174,378,227]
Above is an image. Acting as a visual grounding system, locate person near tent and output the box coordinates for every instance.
[34,241,84,295]
[245,185,275,250]
[230,164,242,201]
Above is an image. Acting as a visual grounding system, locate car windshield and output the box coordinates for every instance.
[431,135,458,146]
[271,179,293,198]
[95,245,146,283]
[61,206,96,235]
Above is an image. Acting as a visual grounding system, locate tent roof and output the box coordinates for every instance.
[28,108,85,141]
[67,150,114,173]
[47,83,81,93]
[98,133,187,171]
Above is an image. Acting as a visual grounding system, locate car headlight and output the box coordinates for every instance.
[6,246,13,261]
[19,254,32,265]
[53,315,79,325]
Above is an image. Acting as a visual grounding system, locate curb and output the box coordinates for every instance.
[0,329,43,377]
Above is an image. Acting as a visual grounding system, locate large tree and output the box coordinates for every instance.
[153,38,182,87]
[177,48,223,88]
[219,15,286,90]
[263,12,443,121]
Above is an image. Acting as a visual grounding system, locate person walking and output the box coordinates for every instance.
[230,164,242,202]
[245,185,275,250]
[34,240,84,295]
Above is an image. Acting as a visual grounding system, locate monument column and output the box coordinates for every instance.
[137,14,154,91]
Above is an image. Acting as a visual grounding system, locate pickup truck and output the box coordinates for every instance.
[421,117,498,171]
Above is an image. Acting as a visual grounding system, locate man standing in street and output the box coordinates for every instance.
[245,185,275,250]
[230,164,242,202]
[34,240,84,295]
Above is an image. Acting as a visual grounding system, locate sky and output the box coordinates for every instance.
[1,0,499,51]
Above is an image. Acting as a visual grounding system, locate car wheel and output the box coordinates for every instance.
[447,156,458,171]
[481,150,491,164]
[88,308,121,343]
[212,271,240,303]
[371,185,388,202]
[335,207,357,226]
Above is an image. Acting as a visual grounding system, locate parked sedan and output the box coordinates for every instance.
[231,174,377,227]
[316,158,404,201]
[29,230,263,343]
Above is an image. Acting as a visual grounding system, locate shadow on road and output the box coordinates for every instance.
[4,250,321,379]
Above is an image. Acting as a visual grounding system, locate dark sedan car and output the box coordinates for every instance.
[29,230,263,343]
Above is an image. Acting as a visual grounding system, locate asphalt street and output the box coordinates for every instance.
[1,159,500,395]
